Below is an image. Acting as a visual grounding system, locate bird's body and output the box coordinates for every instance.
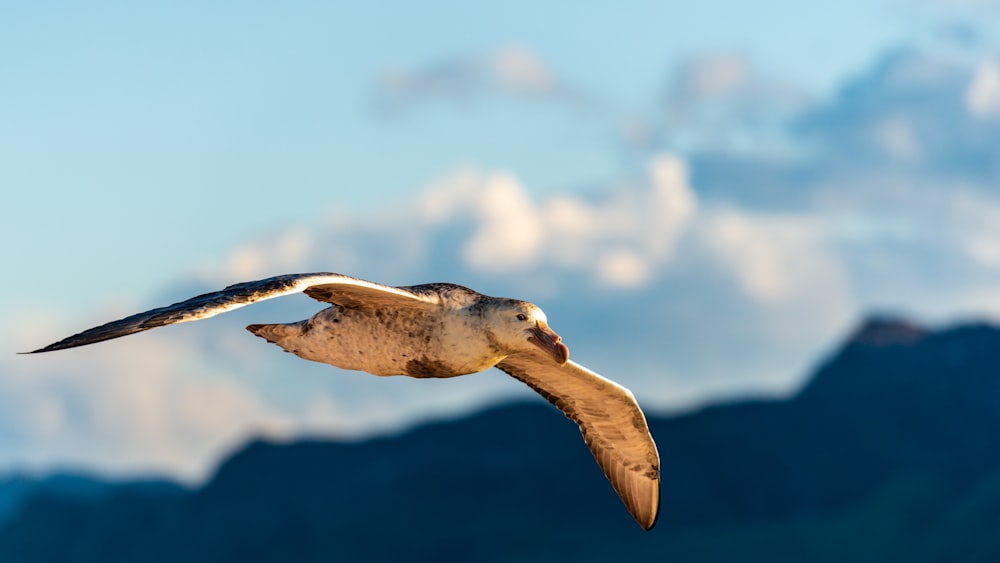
[250,283,508,377]
[27,272,661,530]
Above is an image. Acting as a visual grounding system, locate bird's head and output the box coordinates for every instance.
[485,300,569,365]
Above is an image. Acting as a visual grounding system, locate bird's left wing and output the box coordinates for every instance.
[25,272,436,353]
[496,354,661,530]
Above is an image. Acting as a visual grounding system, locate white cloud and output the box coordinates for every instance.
[436,153,697,287]
[463,173,546,271]
[210,153,697,291]
[673,54,752,100]
[875,115,922,160]
[949,189,1000,267]
[966,57,1000,117]
[597,249,649,287]
[486,154,698,288]
[490,47,557,94]
[660,53,809,154]
[701,209,847,303]
[647,155,698,258]
[374,46,573,113]
[224,228,313,281]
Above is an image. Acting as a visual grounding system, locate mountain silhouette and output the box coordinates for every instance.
[1,316,998,562]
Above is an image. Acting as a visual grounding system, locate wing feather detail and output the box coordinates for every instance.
[496,354,661,530]
[26,273,435,353]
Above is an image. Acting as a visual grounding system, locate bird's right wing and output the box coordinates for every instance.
[25,272,437,353]
[496,353,661,530]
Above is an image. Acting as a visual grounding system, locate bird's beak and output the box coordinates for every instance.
[527,321,570,365]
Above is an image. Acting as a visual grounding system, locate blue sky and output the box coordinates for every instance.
[1,0,982,314]
[4,0,1000,480]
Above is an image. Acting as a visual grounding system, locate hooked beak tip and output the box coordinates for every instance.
[554,342,570,365]
[528,322,570,365]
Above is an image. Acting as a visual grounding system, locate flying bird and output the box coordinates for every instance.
[27,272,661,530]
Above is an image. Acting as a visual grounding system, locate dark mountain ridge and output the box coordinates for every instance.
[1,316,999,562]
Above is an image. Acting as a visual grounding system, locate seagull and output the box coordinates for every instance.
[26,272,661,530]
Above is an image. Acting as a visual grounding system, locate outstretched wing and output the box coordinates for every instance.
[26,272,437,353]
[496,354,661,530]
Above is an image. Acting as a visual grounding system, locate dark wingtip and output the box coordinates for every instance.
[642,505,660,531]
[640,477,661,531]
[632,503,659,532]
[19,345,56,355]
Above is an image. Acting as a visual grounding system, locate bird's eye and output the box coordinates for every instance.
[516,313,528,321]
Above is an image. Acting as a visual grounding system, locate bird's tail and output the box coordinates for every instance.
[247,321,331,364]
[246,323,299,345]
